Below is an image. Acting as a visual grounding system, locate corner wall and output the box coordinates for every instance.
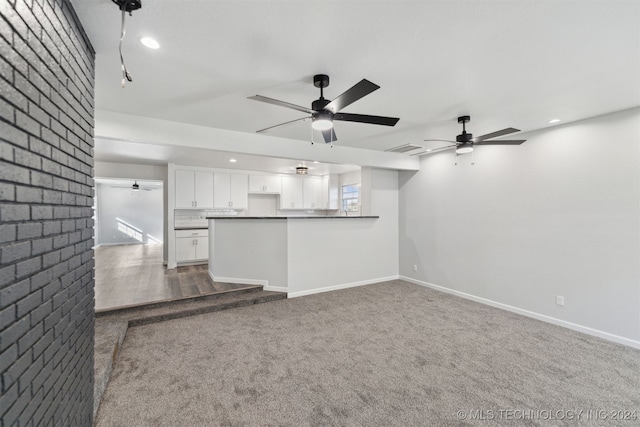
[0,0,95,424]
[398,108,640,346]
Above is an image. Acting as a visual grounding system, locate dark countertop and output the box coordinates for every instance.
[205,216,379,220]
[174,227,208,230]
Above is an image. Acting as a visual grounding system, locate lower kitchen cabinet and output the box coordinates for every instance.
[175,229,209,262]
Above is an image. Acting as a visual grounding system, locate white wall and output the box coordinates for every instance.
[398,108,640,346]
[95,183,164,246]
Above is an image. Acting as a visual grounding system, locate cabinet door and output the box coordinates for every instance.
[175,237,195,262]
[194,236,209,260]
[249,175,281,193]
[230,174,248,209]
[175,170,195,208]
[213,173,231,208]
[280,176,303,209]
[326,174,339,210]
[303,177,323,209]
[194,171,214,208]
[264,175,281,193]
[248,175,265,193]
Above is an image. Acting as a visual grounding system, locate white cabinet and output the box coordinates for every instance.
[214,173,248,209]
[323,175,339,210]
[249,175,281,193]
[303,176,325,209]
[280,176,303,209]
[175,229,209,262]
[175,170,214,209]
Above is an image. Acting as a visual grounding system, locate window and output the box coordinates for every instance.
[341,184,359,212]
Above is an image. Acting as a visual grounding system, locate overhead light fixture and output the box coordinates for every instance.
[132,180,140,191]
[140,37,160,49]
[548,118,561,124]
[296,166,309,175]
[312,111,333,131]
[229,158,237,163]
[456,146,474,155]
[313,161,319,164]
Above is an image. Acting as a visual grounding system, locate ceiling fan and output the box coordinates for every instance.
[424,116,526,155]
[109,181,155,191]
[248,74,400,143]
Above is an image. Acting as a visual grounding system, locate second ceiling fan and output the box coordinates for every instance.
[424,116,526,155]
[248,74,400,143]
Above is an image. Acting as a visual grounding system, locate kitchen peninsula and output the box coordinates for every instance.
[207,216,397,298]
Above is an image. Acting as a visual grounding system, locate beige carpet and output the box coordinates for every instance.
[95,280,640,426]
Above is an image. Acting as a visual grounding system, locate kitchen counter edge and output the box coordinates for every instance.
[205,216,379,220]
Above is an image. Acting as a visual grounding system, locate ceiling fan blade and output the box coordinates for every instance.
[423,139,457,144]
[411,145,456,156]
[321,128,337,143]
[473,127,520,142]
[256,116,311,133]
[334,112,399,126]
[323,79,380,113]
[474,139,526,145]
[248,95,314,114]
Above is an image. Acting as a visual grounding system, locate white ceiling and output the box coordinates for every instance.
[72,0,639,168]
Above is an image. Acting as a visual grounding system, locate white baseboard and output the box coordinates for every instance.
[264,286,288,293]
[400,276,640,350]
[209,271,269,287]
[94,242,141,248]
[288,275,400,299]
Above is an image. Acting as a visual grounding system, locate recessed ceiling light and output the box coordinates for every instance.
[548,118,561,124]
[426,149,432,152]
[229,158,237,163]
[313,161,319,164]
[140,37,160,49]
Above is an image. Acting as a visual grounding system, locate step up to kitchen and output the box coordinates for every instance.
[95,287,287,326]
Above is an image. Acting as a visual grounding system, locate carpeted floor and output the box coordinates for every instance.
[95,280,640,426]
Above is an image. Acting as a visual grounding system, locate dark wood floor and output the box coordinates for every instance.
[94,244,258,311]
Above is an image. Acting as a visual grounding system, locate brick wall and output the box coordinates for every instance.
[0,0,95,425]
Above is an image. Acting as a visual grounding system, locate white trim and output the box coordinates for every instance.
[209,271,269,287]
[93,242,141,248]
[400,276,640,350]
[288,275,400,299]
[264,286,288,293]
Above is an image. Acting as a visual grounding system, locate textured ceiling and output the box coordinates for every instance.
[72,0,639,161]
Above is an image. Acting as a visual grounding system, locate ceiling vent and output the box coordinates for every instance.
[296,166,309,175]
[385,144,422,153]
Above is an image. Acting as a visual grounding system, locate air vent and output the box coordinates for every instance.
[385,144,422,153]
[296,166,308,175]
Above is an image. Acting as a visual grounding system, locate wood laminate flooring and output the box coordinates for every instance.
[94,244,259,311]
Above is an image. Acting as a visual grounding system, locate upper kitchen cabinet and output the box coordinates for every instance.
[175,170,214,209]
[323,175,339,210]
[214,173,248,209]
[249,175,282,194]
[303,176,325,209]
[280,176,303,209]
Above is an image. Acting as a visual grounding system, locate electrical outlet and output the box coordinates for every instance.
[556,295,565,306]
[412,265,418,272]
